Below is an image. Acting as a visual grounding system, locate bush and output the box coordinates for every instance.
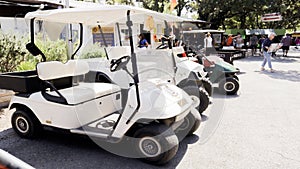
[0,32,27,73]
[34,36,68,62]
[78,42,106,59]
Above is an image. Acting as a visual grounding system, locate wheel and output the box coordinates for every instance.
[11,109,41,139]
[134,124,179,165]
[175,111,201,141]
[219,77,239,95]
[182,85,210,114]
[201,78,213,96]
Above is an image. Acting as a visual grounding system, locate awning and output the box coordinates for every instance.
[25,5,187,26]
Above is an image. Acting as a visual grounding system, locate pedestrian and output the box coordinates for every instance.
[258,35,266,53]
[138,33,149,48]
[235,32,243,49]
[295,37,300,48]
[249,33,258,56]
[261,33,277,73]
[281,33,292,57]
[204,32,214,56]
[226,34,234,46]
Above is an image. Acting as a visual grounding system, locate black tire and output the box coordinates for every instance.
[219,77,239,95]
[134,124,179,165]
[175,112,201,141]
[11,109,41,139]
[182,86,210,114]
[201,78,213,96]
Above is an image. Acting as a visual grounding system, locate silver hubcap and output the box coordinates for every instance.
[139,137,161,157]
[16,116,29,133]
[224,82,235,92]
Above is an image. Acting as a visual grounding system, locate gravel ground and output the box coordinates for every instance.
[0,109,12,132]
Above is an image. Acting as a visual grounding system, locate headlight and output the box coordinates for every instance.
[178,98,187,107]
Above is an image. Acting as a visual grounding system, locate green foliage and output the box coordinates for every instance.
[35,36,68,62]
[78,43,106,59]
[16,61,36,71]
[191,0,300,30]
[0,31,69,73]
[142,0,169,12]
[15,36,68,71]
[0,32,27,73]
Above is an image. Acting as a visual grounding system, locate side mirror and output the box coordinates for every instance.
[26,43,46,62]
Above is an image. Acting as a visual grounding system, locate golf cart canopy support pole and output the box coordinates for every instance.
[116,22,122,46]
[71,23,83,59]
[163,20,178,74]
[164,20,173,49]
[98,24,109,60]
[126,10,141,124]
[29,18,46,62]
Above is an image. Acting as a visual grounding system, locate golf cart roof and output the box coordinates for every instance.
[25,5,187,25]
[183,29,225,34]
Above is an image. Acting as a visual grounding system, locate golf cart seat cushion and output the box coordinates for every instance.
[106,46,131,60]
[48,83,121,104]
[172,46,185,56]
[37,60,89,80]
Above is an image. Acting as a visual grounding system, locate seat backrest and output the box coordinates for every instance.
[106,46,131,60]
[172,46,185,56]
[37,60,89,80]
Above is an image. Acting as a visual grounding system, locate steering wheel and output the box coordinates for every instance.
[110,55,131,72]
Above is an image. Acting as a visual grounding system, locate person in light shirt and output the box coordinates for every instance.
[204,32,214,55]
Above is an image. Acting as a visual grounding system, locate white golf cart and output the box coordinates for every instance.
[72,10,212,115]
[1,6,202,165]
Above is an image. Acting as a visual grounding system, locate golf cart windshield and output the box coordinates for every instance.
[135,49,175,82]
[103,46,175,82]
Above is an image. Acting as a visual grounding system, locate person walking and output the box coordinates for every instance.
[249,33,258,56]
[204,32,213,55]
[235,33,244,49]
[281,33,292,57]
[261,33,277,73]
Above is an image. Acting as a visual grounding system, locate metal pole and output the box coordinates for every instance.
[65,0,73,59]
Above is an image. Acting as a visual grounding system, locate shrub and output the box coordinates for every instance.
[0,32,27,73]
[78,42,106,59]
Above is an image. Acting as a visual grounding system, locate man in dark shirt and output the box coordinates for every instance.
[281,33,292,57]
[261,33,276,72]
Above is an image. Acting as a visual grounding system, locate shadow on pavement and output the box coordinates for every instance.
[259,70,300,82]
[0,128,199,169]
[211,91,240,99]
[237,56,299,64]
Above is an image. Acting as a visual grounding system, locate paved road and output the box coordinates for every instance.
[1,56,300,169]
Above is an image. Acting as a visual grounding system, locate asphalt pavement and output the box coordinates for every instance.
[0,55,300,169]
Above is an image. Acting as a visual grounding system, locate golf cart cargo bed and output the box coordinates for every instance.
[0,70,41,93]
[0,71,73,93]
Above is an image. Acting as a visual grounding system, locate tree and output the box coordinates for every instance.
[191,0,300,30]
[142,0,169,12]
